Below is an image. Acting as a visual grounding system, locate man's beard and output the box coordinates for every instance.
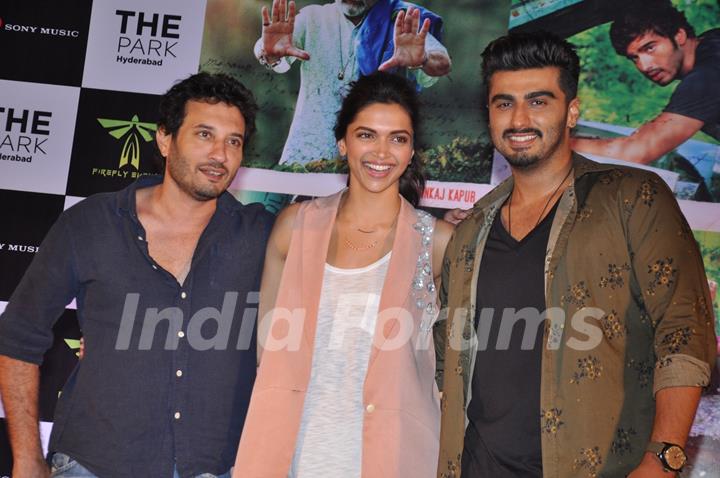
[167,154,228,201]
[338,0,377,18]
[497,124,564,170]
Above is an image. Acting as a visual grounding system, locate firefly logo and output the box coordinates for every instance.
[97,114,157,170]
[64,338,82,357]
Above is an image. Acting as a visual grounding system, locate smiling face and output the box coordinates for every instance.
[488,67,579,170]
[338,102,414,196]
[157,100,246,201]
[625,30,686,86]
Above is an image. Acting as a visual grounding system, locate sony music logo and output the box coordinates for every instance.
[3,21,80,37]
[0,243,40,253]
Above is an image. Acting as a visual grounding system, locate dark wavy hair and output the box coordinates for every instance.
[481,31,580,103]
[334,72,425,207]
[158,71,258,144]
[610,1,696,56]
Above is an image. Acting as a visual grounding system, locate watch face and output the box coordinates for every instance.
[664,445,687,470]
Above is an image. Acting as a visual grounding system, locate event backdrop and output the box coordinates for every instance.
[0,0,718,476]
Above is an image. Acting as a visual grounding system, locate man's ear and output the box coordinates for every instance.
[156,127,171,159]
[674,28,688,46]
[567,97,580,129]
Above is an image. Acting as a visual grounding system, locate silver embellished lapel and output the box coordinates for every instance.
[411,210,437,333]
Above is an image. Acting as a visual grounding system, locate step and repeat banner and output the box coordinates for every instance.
[0,0,718,476]
[0,0,208,473]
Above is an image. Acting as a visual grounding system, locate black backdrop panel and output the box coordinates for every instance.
[0,0,93,87]
[65,88,163,197]
[0,189,65,300]
[38,309,81,422]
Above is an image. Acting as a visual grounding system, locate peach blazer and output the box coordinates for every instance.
[233,191,441,477]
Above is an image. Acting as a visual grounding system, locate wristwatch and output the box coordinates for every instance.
[646,441,687,472]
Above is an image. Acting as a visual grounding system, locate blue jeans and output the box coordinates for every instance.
[49,454,96,478]
[50,453,231,478]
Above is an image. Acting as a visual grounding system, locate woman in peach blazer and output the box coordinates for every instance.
[233,72,453,477]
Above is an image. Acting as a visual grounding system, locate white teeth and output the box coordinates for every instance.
[365,163,391,171]
[203,170,222,176]
[509,135,536,142]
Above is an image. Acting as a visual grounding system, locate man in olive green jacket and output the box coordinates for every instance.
[435,32,716,478]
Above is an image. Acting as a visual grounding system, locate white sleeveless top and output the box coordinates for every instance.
[289,252,392,478]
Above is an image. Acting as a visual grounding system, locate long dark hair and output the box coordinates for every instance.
[334,72,425,207]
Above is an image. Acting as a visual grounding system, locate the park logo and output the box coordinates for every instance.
[114,9,182,67]
[97,114,157,170]
[0,107,52,165]
[81,1,205,94]
[0,81,79,195]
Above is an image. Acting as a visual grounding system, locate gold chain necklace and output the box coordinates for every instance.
[341,215,398,251]
[343,237,379,251]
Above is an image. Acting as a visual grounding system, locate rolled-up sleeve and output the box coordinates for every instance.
[625,173,717,394]
[0,213,79,365]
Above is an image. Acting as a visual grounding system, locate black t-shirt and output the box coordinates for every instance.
[461,202,558,478]
[664,29,720,140]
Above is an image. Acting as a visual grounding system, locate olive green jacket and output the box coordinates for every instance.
[435,154,716,478]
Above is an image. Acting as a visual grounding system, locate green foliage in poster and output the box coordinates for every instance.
[570,0,719,145]
[694,230,720,335]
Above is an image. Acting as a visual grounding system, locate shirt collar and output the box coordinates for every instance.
[116,174,163,216]
[472,152,617,213]
[115,175,238,217]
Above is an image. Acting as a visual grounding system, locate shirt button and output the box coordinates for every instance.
[366,404,375,413]
[152,264,158,270]
[178,331,185,338]
[176,370,183,377]
[174,412,181,420]
[138,235,144,241]
[180,291,187,299]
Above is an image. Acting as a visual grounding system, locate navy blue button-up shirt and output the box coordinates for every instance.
[0,175,274,478]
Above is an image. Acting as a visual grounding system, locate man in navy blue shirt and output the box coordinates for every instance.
[0,72,274,478]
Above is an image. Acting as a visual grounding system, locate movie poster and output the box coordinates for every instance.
[509,0,720,203]
[200,0,511,210]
